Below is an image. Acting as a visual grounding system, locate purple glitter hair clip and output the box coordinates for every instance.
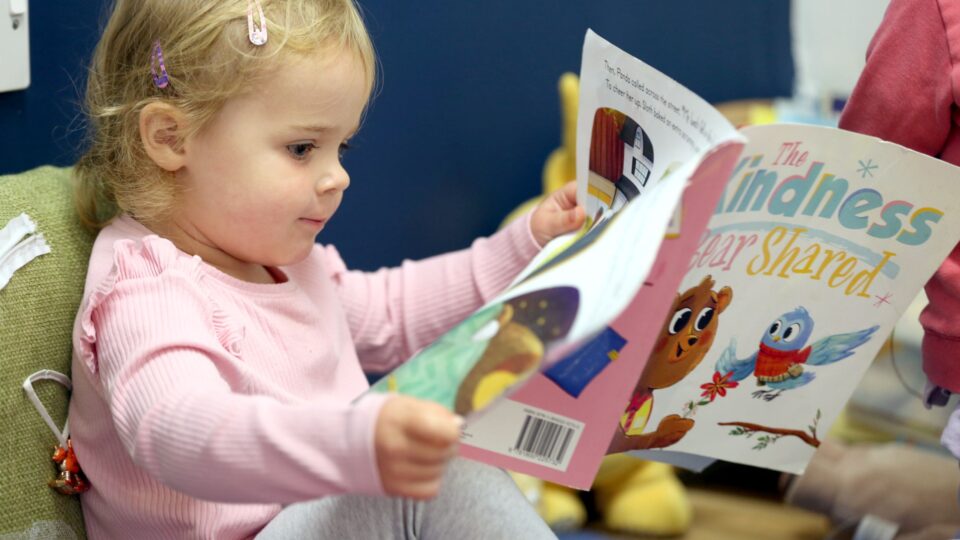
[247,0,268,46]
[150,40,170,89]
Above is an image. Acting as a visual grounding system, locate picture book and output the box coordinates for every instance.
[365,29,960,489]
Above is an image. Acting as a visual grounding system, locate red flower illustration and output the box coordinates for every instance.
[700,371,739,402]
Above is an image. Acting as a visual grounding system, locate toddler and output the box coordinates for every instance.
[839,0,960,472]
[69,1,583,538]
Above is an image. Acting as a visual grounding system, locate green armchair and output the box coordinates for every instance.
[1,166,95,539]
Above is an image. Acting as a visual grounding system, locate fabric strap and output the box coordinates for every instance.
[0,212,51,290]
[22,370,72,449]
[0,212,34,255]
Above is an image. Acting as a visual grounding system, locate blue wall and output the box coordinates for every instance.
[0,1,792,270]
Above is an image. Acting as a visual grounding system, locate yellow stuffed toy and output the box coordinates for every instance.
[504,73,693,536]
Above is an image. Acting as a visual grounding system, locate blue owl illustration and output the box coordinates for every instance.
[715,307,879,398]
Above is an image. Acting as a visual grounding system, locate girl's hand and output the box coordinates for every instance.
[374,395,462,499]
[529,181,585,247]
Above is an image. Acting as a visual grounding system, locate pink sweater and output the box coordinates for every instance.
[69,214,540,539]
[839,0,960,393]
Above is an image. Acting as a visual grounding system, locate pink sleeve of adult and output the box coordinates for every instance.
[838,0,954,156]
[328,212,542,373]
[841,0,960,393]
[78,239,389,504]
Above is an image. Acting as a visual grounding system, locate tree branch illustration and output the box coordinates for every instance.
[719,410,822,449]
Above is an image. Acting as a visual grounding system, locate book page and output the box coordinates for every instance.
[462,30,960,485]
[458,31,747,487]
[365,167,686,418]
[364,31,712,428]
[628,124,960,474]
[575,30,741,221]
[462,142,744,487]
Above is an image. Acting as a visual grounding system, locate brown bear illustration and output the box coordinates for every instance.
[608,275,733,453]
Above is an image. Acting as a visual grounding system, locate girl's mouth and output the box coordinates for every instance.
[300,217,326,228]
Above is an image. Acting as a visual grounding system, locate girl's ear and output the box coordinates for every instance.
[139,102,189,172]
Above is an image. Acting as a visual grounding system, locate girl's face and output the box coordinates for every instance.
[169,48,368,282]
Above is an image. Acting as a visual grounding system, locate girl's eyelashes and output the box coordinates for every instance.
[285,141,352,161]
[286,142,317,161]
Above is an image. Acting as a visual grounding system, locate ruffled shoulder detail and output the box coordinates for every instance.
[111,235,202,281]
[76,236,243,374]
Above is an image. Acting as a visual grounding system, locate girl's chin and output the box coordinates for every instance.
[283,243,317,265]
[264,232,323,266]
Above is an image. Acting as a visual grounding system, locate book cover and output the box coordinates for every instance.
[366,30,960,488]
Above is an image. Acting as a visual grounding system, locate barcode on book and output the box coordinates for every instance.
[460,400,584,471]
[511,413,577,466]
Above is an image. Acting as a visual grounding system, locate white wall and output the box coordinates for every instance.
[791,0,890,100]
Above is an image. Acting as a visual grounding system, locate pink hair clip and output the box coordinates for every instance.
[150,40,170,89]
[247,0,268,46]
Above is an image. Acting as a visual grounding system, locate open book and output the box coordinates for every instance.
[366,30,960,489]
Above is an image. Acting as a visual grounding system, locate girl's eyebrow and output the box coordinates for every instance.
[292,124,333,133]
[291,124,360,136]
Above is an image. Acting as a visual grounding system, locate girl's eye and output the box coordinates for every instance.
[287,142,316,161]
[338,142,352,159]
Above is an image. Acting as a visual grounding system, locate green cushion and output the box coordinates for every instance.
[0,166,94,538]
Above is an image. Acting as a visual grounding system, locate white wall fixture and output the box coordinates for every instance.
[791,0,889,102]
[0,0,29,93]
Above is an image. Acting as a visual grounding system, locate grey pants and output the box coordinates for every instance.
[256,458,556,539]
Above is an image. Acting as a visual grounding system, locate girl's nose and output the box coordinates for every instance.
[318,163,350,194]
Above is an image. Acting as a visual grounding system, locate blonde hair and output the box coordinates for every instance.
[74,0,376,229]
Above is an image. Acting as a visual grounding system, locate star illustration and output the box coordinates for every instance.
[873,292,893,307]
[857,159,878,179]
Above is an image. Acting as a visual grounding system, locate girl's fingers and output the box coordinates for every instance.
[550,206,585,235]
[406,407,462,448]
[566,205,586,227]
[401,440,459,466]
[531,181,584,246]
[390,460,449,483]
[558,180,579,205]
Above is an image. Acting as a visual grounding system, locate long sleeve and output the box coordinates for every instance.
[69,214,543,538]
[329,211,542,373]
[840,0,960,392]
[77,238,387,505]
[839,0,954,157]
